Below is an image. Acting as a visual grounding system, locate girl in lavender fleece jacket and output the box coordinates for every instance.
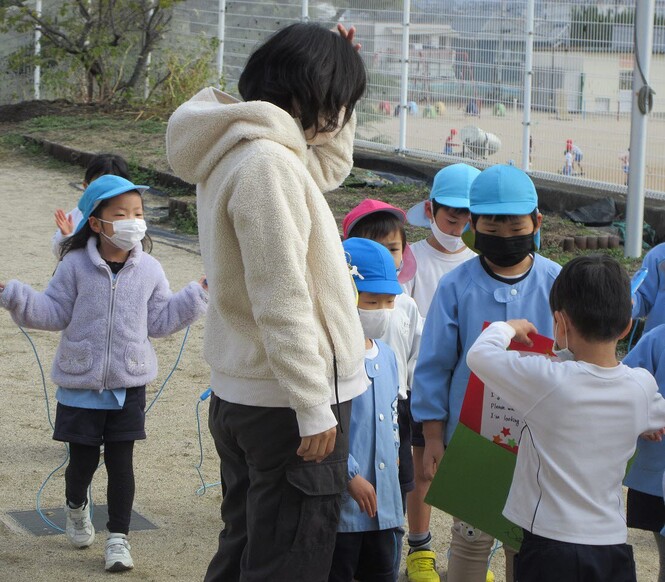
[0,175,207,573]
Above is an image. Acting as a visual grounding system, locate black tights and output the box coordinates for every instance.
[65,441,135,535]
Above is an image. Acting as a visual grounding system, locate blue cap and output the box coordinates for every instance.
[462,165,541,251]
[407,163,479,227]
[343,238,403,296]
[75,175,149,234]
[469,165,537,215]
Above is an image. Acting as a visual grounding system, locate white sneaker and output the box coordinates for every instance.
[65,501,95,548]
[105,533,134,572]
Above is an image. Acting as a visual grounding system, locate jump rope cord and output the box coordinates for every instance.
[194,388,222,496]
[487,538,502,569]
[20,325,72,532]
[21,324,211,532]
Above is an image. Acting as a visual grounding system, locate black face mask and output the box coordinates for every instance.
[474,231,535,267]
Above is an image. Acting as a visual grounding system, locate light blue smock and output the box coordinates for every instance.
[632,243,665,333]
[623,324,665,497]
[56,386,126,409]
[339,339,403,533]
[411,254,561,444]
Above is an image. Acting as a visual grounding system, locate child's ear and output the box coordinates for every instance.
[618,319,633,341]
[553,310,563,329]
[424,201,433,221]
[533,212,543,234]
[89,217,101,233]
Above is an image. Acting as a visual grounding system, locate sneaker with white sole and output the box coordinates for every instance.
[406,549,440,581]
[105,533,134,572]
[65,501,95,548]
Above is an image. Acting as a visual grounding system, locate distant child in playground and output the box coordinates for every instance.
[343,199,423,579]
[467,254,665,582]
[563,145,574,176]
[631,242,665,333]
[572,143,584,174]
[329,237,403,582]
[623,322,665,582]
[412,164,561,582]
[444,129,458,156]
[0,174,208,573]
[402,162,478,581]
[52,154,130,257]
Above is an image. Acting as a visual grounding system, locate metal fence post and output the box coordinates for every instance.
[398,0,411,153]
[521,0,534,171]
[217,0,226,86]
[34,0,42,100]
[625,0,655,258]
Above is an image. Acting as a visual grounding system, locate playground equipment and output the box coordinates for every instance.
[460,125,502,159]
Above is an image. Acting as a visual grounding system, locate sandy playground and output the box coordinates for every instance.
[0,147,662,581]
[358,107,665,194]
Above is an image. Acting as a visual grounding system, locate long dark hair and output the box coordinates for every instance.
[59,196,152,258]
[238,23,366,137]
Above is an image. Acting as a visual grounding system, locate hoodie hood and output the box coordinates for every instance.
[166,87,308,185]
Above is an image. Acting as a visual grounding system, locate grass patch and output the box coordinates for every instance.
[14,112,171,173]
[172,204,198,235]
[540,245,643,275]
[24,114,166,135]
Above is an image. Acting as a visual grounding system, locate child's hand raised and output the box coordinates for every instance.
[54,209,74,236]
[348,475,377,517]
[506,319,538,347]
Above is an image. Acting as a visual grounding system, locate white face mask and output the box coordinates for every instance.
[552,322,575,361]
[358,308,392,339]
[431,218,466,252]
[98,218,147,251]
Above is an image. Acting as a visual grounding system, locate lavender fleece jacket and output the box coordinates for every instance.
[0,237,207,390]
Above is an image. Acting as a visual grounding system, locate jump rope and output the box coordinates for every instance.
[17,323,221,533]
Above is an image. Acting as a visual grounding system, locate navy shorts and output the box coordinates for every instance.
[627,488,665,533]
[53,386,147,447]
[406,392,425,448]
[397,398,415,494]
[515,529,636,582]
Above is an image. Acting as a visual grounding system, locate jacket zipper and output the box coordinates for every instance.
[101,266,124,388]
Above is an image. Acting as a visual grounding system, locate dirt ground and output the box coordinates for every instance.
[358,108,665,194]
[0,146,661,581]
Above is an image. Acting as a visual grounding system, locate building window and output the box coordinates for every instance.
[619,70,632,91]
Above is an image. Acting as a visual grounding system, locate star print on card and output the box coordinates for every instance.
[492,428,518,452]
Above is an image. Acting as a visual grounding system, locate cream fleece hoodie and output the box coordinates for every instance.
[166,88,366,436]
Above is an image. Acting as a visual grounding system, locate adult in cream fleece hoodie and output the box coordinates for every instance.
[166,22,367,582]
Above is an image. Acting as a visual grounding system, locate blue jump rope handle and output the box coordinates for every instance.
[200,388,212,401]
[631,268,648,296]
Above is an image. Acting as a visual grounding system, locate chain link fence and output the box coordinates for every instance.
[3,0,665,196]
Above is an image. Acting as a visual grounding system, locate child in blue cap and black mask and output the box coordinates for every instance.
[411,165,561,582]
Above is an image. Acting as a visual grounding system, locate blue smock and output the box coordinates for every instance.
[411,254,561,444]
